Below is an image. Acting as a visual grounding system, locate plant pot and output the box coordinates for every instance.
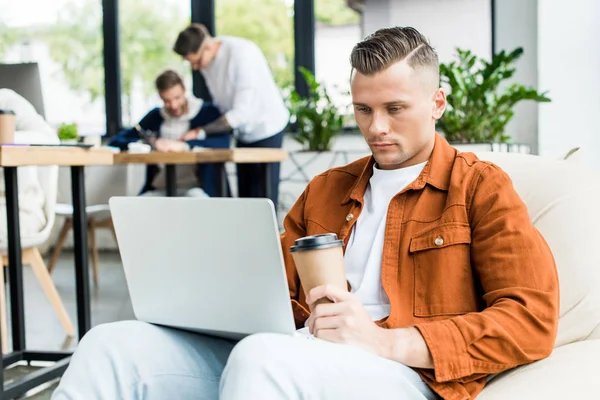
[60,139,78,145]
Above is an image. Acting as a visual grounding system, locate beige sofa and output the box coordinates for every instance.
[474,151,600,399]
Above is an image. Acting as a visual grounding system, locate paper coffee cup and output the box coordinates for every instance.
[290,233,347,308]
[0,109,16,144]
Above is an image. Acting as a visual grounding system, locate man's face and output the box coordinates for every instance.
[184,40,216,71]
[351,60,446,170]
[159,84,186,117]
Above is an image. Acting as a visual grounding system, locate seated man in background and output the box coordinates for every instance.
[109,70,231,197]
[0,88,59,246]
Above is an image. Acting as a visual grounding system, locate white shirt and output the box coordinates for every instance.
[158,96,203,141]
[344,162,427,321]
[201,36,290,144]
[152,96,204,190]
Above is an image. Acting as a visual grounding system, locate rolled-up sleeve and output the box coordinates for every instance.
[415,163,559,383]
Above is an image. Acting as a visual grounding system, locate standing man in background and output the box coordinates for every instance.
[173,23,290,210]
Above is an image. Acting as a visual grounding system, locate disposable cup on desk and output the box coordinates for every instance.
[0,109,16,144]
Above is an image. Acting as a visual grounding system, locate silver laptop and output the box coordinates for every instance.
[109,197,296,340]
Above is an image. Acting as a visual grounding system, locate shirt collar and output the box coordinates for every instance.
[342,133,456,205]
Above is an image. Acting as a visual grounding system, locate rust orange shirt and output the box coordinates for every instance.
[280,134,559,399]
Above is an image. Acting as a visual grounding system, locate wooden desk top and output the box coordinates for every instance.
[114,148,289,165]
[225,148,289,163]
[0,146,289,167]
[0,145,114,166]
[113,151,199,165]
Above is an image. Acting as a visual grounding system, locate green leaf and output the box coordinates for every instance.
[438,46,551,143]
[285,67,344,151]
[57,122,79,140]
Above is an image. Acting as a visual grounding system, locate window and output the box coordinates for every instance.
[119,0,191,126]
[0,0,106,135]
[216,0,295,90]
[315,0,361,126]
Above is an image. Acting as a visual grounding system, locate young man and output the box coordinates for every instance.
[172,23,290,209]
[0,89,59,246]
[52,27,558,400]
[109,70,231,197]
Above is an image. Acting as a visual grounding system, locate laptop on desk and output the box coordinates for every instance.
[109,197,297,340]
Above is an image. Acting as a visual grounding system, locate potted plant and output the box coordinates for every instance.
[286,67,345,152]
[438,47,550,151]
[279,68,351,215]
[57,122,79,144]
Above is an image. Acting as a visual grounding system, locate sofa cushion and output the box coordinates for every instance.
[478,339,600,399]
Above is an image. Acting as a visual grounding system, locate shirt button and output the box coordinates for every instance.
[346,213,354,222]
[434,237,444,246]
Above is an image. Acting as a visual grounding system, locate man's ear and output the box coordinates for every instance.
[432,88,446,120]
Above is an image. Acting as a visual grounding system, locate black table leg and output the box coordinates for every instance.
[264,163,272,204]
[70,166,91,338]
[214,163,227,197]
[3,167,26,352]
[1,166,78,398]
[165,164,177,197]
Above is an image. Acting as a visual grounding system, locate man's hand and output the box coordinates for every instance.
[154,138,189,152]
[306,285,391,358]
[306,284,434,368]
[179,128,201,142]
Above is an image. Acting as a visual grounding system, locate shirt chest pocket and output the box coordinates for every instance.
[409,223,479,317]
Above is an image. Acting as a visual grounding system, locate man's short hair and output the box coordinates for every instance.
[173,23,211,56]
[155,70,184,92]
[350,26,439,82]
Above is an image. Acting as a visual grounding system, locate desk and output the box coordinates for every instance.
[0,145,113,399]
[0,146,287,398]
[114,148,289,199]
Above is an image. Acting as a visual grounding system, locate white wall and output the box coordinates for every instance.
[362,0,392,36]
[387,0,492,63]
[315,24,361,109]
[537,0,600,168]
[494,0,539,153]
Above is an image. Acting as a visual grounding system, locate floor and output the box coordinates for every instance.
[3,251,133,399]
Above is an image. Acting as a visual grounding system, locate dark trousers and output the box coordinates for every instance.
[192,134,231,197]
[236,129,284,209]
[140,133,231,197]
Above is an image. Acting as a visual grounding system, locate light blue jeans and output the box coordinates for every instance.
[52,321,438,400]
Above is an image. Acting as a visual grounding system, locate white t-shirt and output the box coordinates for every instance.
[158,96,203,141]
[201,36,290,144]
[152,96,204,190]
[344,162,427,321]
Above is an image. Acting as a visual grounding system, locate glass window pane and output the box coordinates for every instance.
[119,0,191,126]
[0,0,106,136]
[216,0,294,90]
